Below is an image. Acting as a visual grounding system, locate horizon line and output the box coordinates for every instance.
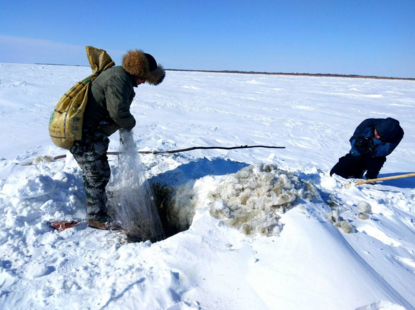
[3,62,413,81]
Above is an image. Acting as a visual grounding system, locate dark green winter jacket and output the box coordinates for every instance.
[83,66,136,136]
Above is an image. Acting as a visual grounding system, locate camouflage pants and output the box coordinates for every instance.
[70,131,110,216]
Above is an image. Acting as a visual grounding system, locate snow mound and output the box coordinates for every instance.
[13,175,54,199]
[207,164,318,236]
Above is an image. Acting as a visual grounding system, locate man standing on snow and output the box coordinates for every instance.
[70,50,165,223]
[330,117,404,180]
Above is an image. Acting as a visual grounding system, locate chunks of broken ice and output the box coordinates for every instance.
[357,201,372,214]
[208,164,317,237]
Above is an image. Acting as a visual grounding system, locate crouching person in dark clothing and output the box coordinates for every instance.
[330,117,404,180]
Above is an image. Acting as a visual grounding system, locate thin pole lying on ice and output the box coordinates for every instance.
[344,172,415,188]
[20,145,285,166]
[131,145,285,154]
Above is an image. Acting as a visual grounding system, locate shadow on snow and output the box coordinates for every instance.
[149,157,249,186]
[378,172,415,189]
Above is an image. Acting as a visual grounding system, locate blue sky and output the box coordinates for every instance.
[0,0,414,78]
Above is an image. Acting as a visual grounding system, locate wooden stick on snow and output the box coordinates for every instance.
[20,145,285,166]
[344,172,415,188]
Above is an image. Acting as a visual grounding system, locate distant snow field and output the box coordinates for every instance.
[0,63,415,310]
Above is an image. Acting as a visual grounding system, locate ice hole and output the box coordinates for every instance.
[148,164,318,240]
[107,148,318,242]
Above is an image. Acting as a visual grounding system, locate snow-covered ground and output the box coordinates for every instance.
[0,63,414,310]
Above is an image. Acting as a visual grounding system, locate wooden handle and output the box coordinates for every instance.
[345,172,415,187]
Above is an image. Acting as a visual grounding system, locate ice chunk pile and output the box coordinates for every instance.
[208,164,317,236]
